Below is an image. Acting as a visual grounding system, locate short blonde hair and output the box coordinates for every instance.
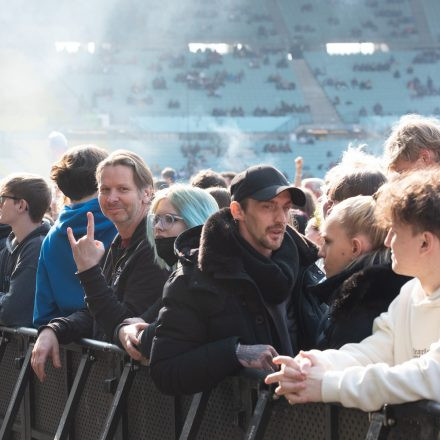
[326,195,387,250]
[384,114,440,168]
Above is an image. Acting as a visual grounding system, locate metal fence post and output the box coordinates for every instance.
[366,406,394,440]
[0,345,33,440]
[0,332,9,365]
[324,404,339,440]
[99,361,137,440]
[178,391,211,440]
[54,351,95,440]
[244,389,272,440]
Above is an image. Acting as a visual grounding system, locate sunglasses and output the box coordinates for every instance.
[149,213,184,230]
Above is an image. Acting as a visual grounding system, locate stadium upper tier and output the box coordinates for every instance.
[277,0,419,45]
[3,0,438,49]
[304,49,440,123]
[57,46,440,127]
[62,50,311,123]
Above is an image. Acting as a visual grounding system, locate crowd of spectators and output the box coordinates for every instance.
[211,106,244,117]
[407,76,440,98]
[263,142,292,153]
[312,48,440,120]
[267,74,296,90]
[253,102,310,116]
[353,57,395,72]
[174,68,244,97]
[412,50,440,64]
[1,114,440,426]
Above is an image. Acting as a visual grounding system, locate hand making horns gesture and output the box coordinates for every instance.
[67,211,106,272]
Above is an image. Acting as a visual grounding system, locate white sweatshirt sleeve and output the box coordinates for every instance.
[321,340,440,412]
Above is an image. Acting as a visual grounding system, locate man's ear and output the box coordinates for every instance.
[230,201,244,221]
[18,199,28,213]
[420,231,436,254]
[142,186,153,204]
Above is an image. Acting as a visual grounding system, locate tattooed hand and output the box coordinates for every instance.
[235,343,279,372]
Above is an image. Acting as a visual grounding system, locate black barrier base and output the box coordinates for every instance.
[1,327,440,440]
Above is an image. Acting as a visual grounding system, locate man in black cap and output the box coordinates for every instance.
[149,165,319,395]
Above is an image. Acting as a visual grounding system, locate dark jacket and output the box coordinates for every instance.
[149,208,318,396]
[312,252,411,350]
[0,224,12,251]
[43,219,169,344]
[0,223,50,326]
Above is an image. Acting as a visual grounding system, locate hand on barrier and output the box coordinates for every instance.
[119,322,149,361]
[265,351,324,404]
[67,211,105,273]
[31,328,61,382]
[235,343,279,372]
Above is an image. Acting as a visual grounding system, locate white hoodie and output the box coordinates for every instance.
[308,278,440,412]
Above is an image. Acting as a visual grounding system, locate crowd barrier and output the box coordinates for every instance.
[1,327,439,440]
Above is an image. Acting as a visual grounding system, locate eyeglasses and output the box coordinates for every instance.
[149,213,184,230]
[0,195,20,205]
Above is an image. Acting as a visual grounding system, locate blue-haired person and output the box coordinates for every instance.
[116,184,219,360]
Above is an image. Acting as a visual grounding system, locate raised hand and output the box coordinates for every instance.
[67,211,105,272]
[236,343,279,372]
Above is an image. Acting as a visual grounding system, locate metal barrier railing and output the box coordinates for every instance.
[0,327,439,440]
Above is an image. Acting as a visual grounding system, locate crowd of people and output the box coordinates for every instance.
[0,114,440,417]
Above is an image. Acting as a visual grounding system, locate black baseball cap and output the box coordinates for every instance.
[230,165,306,207]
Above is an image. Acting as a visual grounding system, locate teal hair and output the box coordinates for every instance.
[146,184,219,268]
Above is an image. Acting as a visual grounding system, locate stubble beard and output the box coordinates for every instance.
[261,225,285,252]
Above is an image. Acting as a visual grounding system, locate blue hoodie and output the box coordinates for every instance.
[33,198,117,327]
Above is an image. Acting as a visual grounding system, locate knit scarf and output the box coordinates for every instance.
[232,229,298,304]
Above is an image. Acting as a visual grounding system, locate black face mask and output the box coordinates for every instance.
[155,237,178,267]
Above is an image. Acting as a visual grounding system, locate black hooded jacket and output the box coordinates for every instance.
[149,208,318,395]
[312,252,411,350]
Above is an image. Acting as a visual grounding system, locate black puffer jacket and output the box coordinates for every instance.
[43,219,169,343]
[313,252,411,350]
[149,208,318,395]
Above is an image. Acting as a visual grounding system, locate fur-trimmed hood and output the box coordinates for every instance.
[310,258,411,319]
[174,207,318,277]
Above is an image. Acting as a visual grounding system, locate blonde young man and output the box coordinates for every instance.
[266,168,440,412]
[385,114,440,173]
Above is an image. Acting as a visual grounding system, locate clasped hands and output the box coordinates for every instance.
[265,351,324,405]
